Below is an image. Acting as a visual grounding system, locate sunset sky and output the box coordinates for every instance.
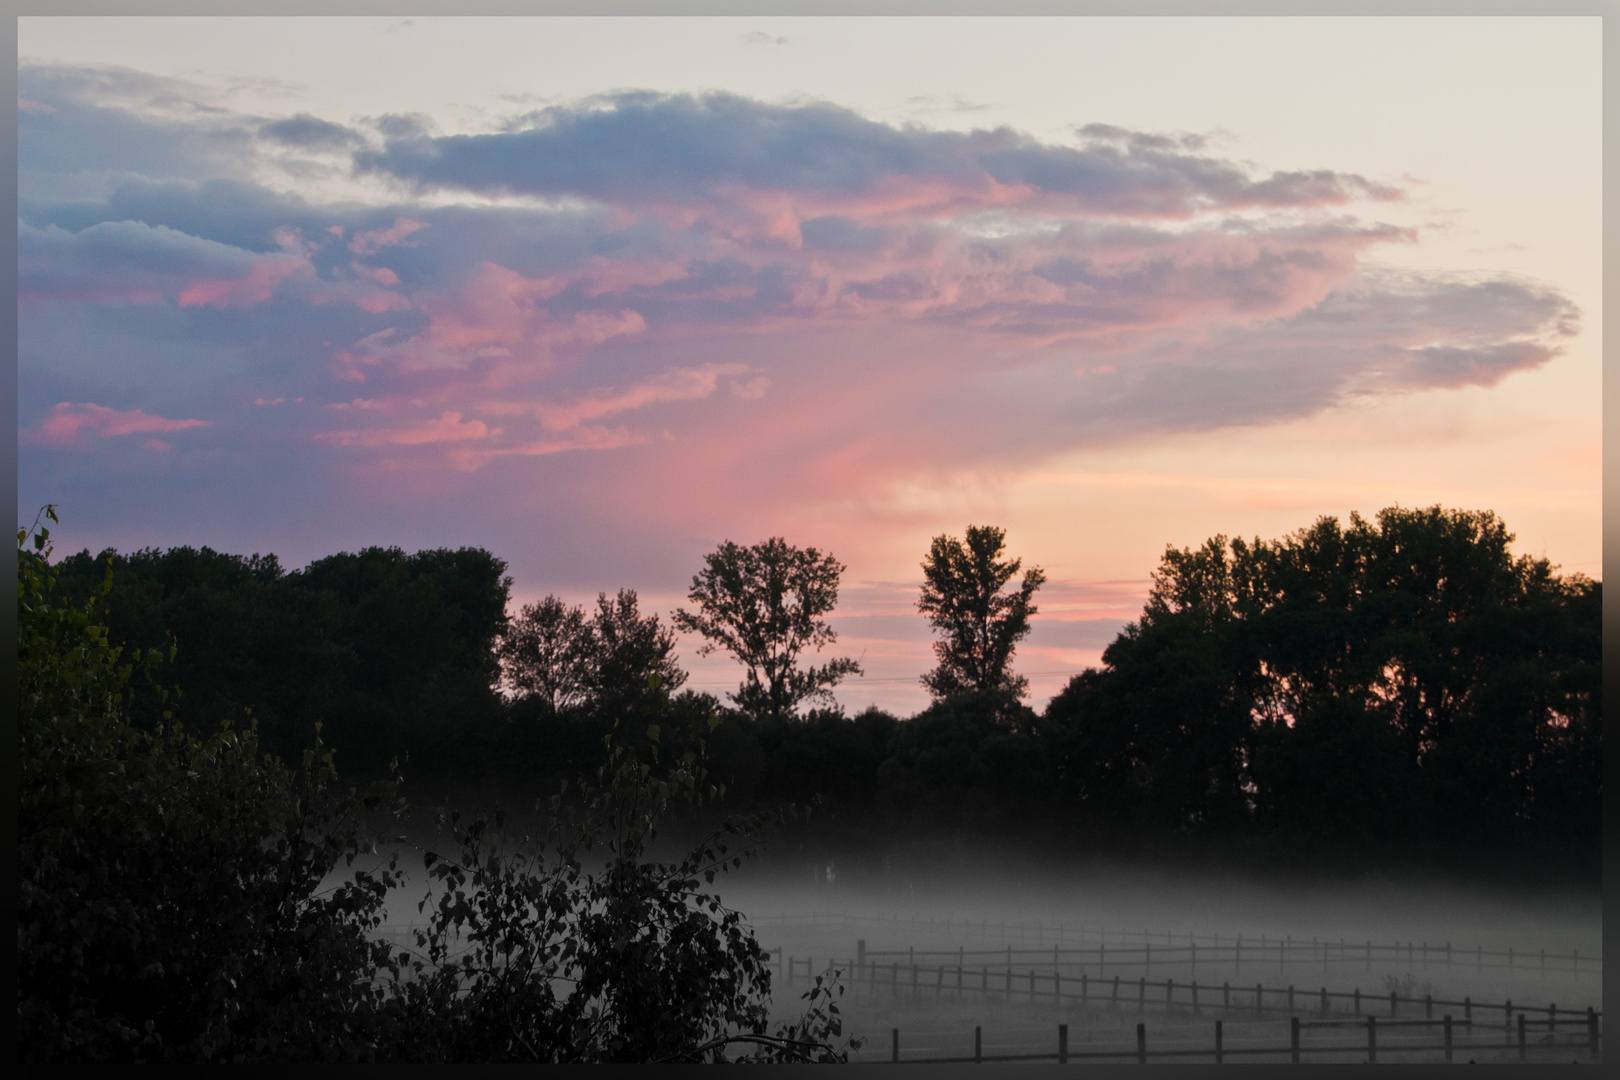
[17,15,1602,715]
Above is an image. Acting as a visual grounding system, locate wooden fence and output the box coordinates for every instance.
[748,910,1601,978]
[859,937,1597,977]
[776,954,1602,1034]
[862,1013,1601,1064]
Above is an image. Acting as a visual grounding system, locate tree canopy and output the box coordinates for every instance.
[917,525,1046,700]
[673,538,861,721]
[18,509,860,1063]
[500,589,686,718]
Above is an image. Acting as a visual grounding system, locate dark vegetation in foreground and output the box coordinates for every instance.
[48,505,1601,882]
[19,512,860,1063]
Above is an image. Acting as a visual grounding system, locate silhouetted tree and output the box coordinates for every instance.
[917,525,1045,699]
[501,589,686,718]
[500,596,593,710]
[1046,505,1600,867]
[674,539,860,722]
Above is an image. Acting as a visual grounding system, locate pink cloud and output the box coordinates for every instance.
[315,410,499,448]
[348,217,429,256]
[490,362,747,430]
[25,402,211,447]
[177,253,311,307]
[446,425,646,470]
[18,96,55,115]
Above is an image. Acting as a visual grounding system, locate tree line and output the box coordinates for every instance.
[48,507,1600,877]
[19,508,859,1062]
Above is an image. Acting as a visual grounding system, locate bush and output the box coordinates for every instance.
[17,509,858,1062]
[18,508,405,1062]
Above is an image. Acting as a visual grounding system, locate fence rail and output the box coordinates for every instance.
[861,1014,1602,1065]
[773,954,1602,1031]
[751,911,1601,977]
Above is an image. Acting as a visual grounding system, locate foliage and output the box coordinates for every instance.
[19,510,860,1062]
[49,542,514,777]
[1047,505,1601,865]
[499,588,687,719]
[18,507,406,1063]
[673,537,861,721]
[382,685,860,1063]
[917,525,1046,699]
[877,690,1048,833]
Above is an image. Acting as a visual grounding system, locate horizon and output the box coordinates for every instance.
[17,14,1601,716]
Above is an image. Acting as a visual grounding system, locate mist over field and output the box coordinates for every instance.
[353,813,1600,1063]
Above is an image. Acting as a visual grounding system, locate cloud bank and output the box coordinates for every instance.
[17,65,1579,590]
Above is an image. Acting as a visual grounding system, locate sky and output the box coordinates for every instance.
[16,15,1603,715]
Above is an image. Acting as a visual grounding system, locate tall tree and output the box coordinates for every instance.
[499,596,593,710]
[500,589,686,716]
[673,538,861,721]
[917,525,1046,700]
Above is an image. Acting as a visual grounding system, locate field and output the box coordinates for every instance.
[359,842,1603,1064]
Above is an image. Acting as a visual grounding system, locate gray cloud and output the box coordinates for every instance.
[259,113,362,150]
[355,91,1402,215]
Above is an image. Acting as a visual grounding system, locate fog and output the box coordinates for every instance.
[350,824,1600,1063]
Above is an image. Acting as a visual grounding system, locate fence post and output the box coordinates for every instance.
[1215,1019,1223,1065]
[1291,1016,1300,1065]
[1426,994,1432,1020]
[1367,1015,1377,1064]
[1518,1012,1526,1061]
[1059,1023,1068,1064]
[1587,1007,1598,1060]
[1320,986,1328,1014]
[1137,1022,1147,1065]
[1390,990,1397,1018]
[974,1025,981,1064]
[1444,1015,1453,1063]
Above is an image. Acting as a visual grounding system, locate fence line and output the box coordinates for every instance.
[862,1013,1602,1065]
[772,954,1603,1031]
[749,912,1601,976]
